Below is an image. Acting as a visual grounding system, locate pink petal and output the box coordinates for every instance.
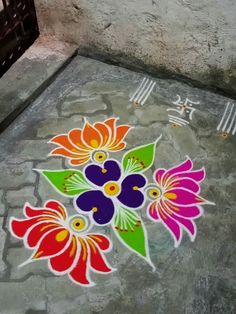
[147,202,160,221]
[168,178,200,193]
[165,200,203,219]
[168,212,197,241]
[164,188,207,206]
[154,168,166,184]
[158,206,182,247]
[170,168,205,183]
[163,158,193,182]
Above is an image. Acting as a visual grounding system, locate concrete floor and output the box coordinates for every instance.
[0,54,235,314]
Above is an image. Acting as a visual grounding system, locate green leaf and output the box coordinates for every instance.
[113,207,153,266]
[40,170,92,197]
[122,136,161,173]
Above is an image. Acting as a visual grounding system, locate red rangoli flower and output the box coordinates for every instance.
[146,157,213,247]
[49,118,132,166]
[9,201,114,286]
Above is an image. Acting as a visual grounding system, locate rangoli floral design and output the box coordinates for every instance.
[9,117,214,286]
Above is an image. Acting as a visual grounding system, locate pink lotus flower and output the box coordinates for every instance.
[146,157,213,247]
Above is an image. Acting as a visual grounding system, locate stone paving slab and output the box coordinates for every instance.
[0,56,235,313]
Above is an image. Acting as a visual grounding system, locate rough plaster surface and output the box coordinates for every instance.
[35,0,236,96]
[0,56,235,313]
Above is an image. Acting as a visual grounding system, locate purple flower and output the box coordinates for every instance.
[75,160,146,225]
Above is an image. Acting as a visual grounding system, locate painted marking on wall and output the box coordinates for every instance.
[217,102,236,138]
[167,95,200,127]
[130,77,156,107]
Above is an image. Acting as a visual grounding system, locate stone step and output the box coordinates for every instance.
[0,37,76,133]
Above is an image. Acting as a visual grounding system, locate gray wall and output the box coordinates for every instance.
[36,0,236,96]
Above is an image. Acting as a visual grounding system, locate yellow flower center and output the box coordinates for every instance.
[147,187,161,200]
[71,217,86,231]
[104,182,120,196]
[93,150,108,163]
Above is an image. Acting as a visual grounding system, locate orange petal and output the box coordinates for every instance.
[82,122,102,148]
[109,125,130,148]
[109,142,126,151]
[50,148,88,159]
[69,129,89,151]
[104,118,117,141]
[69,156,90,166]
[94,122,111,147]
[50,134,80,153]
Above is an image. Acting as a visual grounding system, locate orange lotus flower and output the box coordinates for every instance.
[49,118,132,166]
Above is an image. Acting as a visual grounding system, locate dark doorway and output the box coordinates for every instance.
[0,0,39,78]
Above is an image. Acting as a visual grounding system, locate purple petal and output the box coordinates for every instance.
[118,190,144,208]
[121,174,146,189]
[75,190,115,225]
[85,160,121,186]
[117,174,146,208]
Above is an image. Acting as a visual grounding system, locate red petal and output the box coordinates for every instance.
[88,234,111,250]
[45,201,67,220]
[27,221,61,248]
[87,238,112,273]
[24,205,59,220]
[10,216,55,239]
[32,228,70,260]
[69,238,90,285]
[50,235,78,273]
